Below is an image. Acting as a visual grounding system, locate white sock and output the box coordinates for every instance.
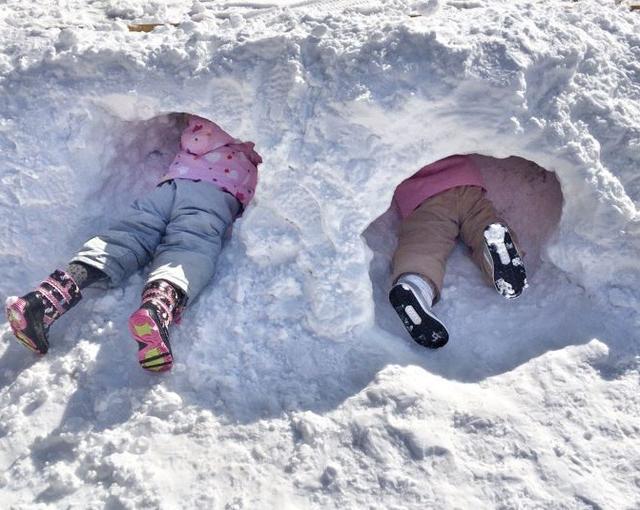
[396,273,435,308]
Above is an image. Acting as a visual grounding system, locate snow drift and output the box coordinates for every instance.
[0,0,639,508]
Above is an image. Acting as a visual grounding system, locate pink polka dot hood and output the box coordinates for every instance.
[161,115,262,209]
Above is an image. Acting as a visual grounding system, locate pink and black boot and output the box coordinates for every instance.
[5,269,82,354]
[128,280,185,372]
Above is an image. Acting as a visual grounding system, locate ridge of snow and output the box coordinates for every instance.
[1,0,639,508]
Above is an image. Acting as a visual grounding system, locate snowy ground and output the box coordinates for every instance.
[1,0,639,508]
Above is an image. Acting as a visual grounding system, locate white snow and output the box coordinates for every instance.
[1,0,640,508]
[484,223,511,266]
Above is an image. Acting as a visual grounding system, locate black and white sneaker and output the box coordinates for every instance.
[483,223,528,299]
[389,276,449,349]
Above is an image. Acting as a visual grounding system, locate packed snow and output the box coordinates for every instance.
[1,0,639,508]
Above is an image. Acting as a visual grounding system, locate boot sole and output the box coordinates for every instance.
[5,296,48,354]
[389,284,449,348]
[128,308,173,372]
[483,224,528,299]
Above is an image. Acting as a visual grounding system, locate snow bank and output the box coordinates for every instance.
[1,0,639,508]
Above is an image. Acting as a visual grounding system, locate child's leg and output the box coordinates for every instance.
[5,184,175,355]
[70,181,175,286]
[458,186,503,276]
[129,180,240,371]
[392,188,460,301]
[128,280,184,371]
[6,261,110,354]
[146,180,240,300]
[389,189,461,348]
[390,273,450,348]
[458,186,527,298]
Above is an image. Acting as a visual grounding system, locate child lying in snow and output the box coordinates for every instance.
[389,155,527,348]
[6,114,262,372]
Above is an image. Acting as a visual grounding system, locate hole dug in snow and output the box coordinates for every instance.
[364,154,569,373]
[68,111,184,234]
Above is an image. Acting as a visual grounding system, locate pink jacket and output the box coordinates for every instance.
[161,115,262,208]
[393,155,485,219]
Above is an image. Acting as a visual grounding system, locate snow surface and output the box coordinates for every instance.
[1,0,640,508]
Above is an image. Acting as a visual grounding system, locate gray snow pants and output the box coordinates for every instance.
[72,179,240,301]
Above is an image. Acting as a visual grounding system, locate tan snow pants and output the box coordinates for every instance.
[392,185,507,302]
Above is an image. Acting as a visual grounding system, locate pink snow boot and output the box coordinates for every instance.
[128,280,185,372]
[5,269,82,354]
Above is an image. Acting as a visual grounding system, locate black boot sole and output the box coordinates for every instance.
[389,284,449,349]
[483,225,528,299]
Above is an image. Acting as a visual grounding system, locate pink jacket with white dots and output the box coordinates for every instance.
[161,115,262,208]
